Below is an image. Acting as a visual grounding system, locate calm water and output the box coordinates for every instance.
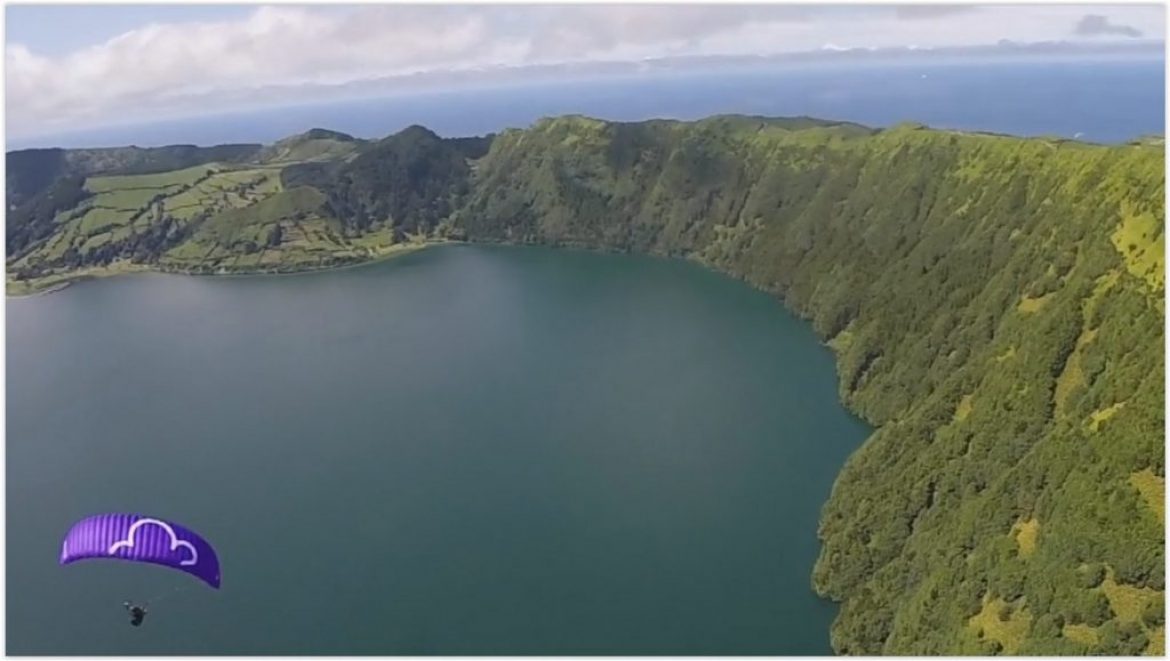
[8,245,870,654]
[11,57,1164,150]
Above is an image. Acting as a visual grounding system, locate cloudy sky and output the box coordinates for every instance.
[6,3,1165,139]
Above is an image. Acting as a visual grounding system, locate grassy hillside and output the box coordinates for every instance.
[256,128,361,164]
[5,142,262,208]
[5,115,1163,655]
[5,127,466,284]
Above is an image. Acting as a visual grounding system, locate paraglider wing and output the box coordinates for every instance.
[60,513,221,589]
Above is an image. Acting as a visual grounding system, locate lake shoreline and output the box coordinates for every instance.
[6,241,442,299]
[5,281,74,299]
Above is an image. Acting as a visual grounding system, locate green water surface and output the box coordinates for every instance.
[7,244,869,654]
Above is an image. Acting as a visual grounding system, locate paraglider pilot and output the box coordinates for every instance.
[123,601,148,626]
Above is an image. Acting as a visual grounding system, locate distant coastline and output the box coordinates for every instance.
[11,55,1162,152]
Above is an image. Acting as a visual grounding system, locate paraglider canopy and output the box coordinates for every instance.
[60,513,221,589]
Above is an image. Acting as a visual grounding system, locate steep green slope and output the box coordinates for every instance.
[283,125,483,237]
[5,115,1163,654]
[458,115,1165,655]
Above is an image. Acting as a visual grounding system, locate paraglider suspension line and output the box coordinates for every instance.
[139,583,190,607]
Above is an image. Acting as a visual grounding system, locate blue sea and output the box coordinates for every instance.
[8,56,1165,150]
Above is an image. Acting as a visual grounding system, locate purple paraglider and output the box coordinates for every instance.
[60,513,221,589]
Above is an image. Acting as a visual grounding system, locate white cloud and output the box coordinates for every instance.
[6,4,1165,138]
[1075,14,1144,38]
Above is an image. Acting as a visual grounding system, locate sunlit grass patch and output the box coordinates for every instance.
[1011,518,1039,558]
[346,228,399,251]
[79,232,113,253]
[827,322,857,355]
[953,393,974,422]
[89,187,167,212]
[1088,402,1127,432]
[1089,269,1122,311]
[1017,293,1051,313]
[1062,623,1099,647]
[1054,327,1097,414]
[1110,201,1164,292]
[1102,568,1159,624]
[41,231,73,261]
[86,164,221,193]
[76,206,138,235]
[1130,468,1165,524]
[1147,626,1164,655]
[968,595,1032,654]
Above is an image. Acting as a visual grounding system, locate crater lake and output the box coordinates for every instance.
[7,244,870,654]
